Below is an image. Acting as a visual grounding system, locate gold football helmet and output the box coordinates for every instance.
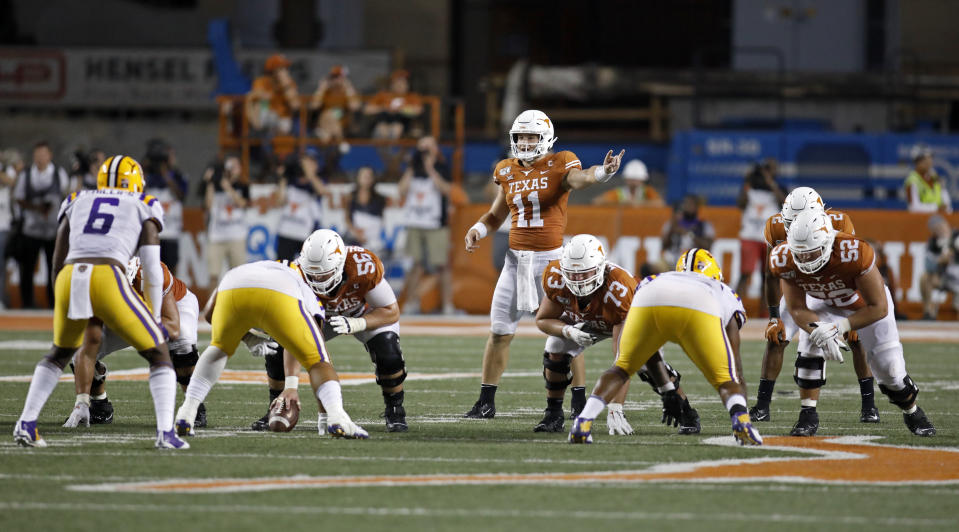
[97,155,144,193]
[676,248,723,282]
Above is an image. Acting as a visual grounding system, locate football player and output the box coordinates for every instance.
[250,229,408,433]
[63,257,204,428]
[14,155,186,449]
[570,249,762,446]
[769,210,935,436]
[174,258,368,439]
[534,234,700,435]
[751,187,880,436]
[463,109,624,418]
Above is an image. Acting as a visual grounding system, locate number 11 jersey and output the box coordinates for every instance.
[58,190,165,264]
[493,151,581,251]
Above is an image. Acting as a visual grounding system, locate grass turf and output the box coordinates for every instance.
[1,330,957,531]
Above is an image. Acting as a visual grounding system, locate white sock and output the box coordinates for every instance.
[148,365,176,432]
[905,404,918,415]
[20,360,63,421]
[92,393,107,400]
[316,380,344,415]
[724,394,747,413]
[801,398,817,408]
[579,395,606,420]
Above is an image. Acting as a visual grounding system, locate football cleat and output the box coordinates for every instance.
[463,400,495,419]
[731,412,763,446]
[174,419,193,437]
[534,409,566,433]
[13,419,47,448]
[789,408,819,437]
[859,406,880,423]
[678,405,701,435]
[385,405,408,433]
[568,417,594,444]
[89,398,114,424]
[194,403,208,428]
[748,404,770,422]
[903,407,936,437]
[155,429,190,450]
[251,411,270,431]
[327,411,370,439]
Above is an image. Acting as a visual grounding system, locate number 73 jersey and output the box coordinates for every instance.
[542,260,636,334]
[58,190,165,264]
[494,151,581,251]
[768,232,875,310]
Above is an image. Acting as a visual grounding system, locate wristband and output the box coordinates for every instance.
[837,317,851,334]
[768,305,780,318]
[593,165,612,183]
[76,393,91,407]
[469,222,488,240]
[284,376,299,389]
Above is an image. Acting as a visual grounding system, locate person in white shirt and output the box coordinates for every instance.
[0,149,20,308]
[203,156,250,287]
[275,153,326,260]
[735,160,785,298]
[144,142,188,272]
[14,141,69,308]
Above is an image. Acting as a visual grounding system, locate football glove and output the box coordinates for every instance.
[661,389,684,427]
[242,330,279,357]
[330,316,367,335]
[63,402,91,428]
[821,337,848,363]
[765,318,786,344]
[562,323,597,347]
[606,403,634,435]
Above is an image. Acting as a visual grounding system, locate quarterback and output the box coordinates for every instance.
[570,249,762,446]
[769,210,935,436]
[14,155,186,449]
[534,234,700,435]
[463,109,624,418]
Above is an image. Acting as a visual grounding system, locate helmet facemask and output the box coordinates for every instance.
[297,229,347,296]
[509,110,556,163]
[787,211,835,274]
[560,235,606,297]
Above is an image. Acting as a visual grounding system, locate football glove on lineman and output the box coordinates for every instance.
[661,389,684,427]
[242,331,280,358]
[606,403,634,435]
[765,318,786,344]
[63,401,91,428]
[562,323,597,347]
[330,316,367,335]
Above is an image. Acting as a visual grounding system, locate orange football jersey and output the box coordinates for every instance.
[768,232,875,310]
[317,246,385,317]
[542,260,636,334]
[494,151,582,251]
[134,262,187,302]
[763,208,855,248]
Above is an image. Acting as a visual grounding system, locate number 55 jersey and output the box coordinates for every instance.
[768,232,874,311]
[58,190,165,264]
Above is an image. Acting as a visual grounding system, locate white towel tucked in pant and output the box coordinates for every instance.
[515,250,539,313]
[67,263,94,320]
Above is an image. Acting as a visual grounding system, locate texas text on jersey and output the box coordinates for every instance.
[768,232,875,311]
[542,261,635,334]
[493,151,581,252]
[763,208,855,248]
[316,246,384,317]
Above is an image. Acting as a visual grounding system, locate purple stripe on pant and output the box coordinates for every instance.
[111,266,160,346]
[298,300,328,362]
[721,318,736,382]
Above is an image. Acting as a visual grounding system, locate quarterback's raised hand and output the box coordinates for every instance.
[603,149,626,176]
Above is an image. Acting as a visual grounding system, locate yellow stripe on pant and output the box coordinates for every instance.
[210,287,330,368]
[54,264,165,351]
[616,305,737,390]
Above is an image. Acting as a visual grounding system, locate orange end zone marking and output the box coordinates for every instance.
[68,436,959,493]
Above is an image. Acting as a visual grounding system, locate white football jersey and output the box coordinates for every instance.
[58,190,165,265]
[218,260,325,320]
[633,271,746,329]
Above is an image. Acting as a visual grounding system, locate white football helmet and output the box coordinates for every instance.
[297,229,347,296]
[126,256,140,286]
[509,110,556,163]
[787,210,836,274]
[781,186,824,232]
[560,234,606,297]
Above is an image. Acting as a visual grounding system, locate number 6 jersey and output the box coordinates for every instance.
[58,190,165,264]
[768,232,875,311]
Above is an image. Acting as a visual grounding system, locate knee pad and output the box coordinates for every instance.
[870,341,907,384]
[171,346,199,386]
[793,354,826,389]
[264,346,286,381]
[637,357,681,396]
[543,352,573,391]
[879,374,919,409]
[366,332,407,388]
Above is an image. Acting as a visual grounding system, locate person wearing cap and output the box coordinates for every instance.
[246,54,300,136]
[919,214,959,319]
[274,150,327,261]
[310,65,361,143]
[365,69,424,141]
[904,150,952,214]
[592,159,663,207]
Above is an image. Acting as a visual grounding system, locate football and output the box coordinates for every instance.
[267,397,300,432]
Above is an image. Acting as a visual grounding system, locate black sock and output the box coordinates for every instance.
[479,384,497,404]
[729,404,747,416]
[756,379,775,406]
[269,388,281,404]
[570,386,586,404]
[859,377,876,410]
[801,405,817,413]
[546,397,563,412]
[384,390,404,407]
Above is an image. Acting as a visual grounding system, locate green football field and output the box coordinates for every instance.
[1,329,958,531]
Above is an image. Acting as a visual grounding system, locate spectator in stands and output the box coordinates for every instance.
[660,194,715,268]
[274,151,327,260]
[592,159,664,207]
[13,141,68,308]
[735,159,785,298]
[919,215,959,319]
[68,148,104,192]
[310,65,361,179]
[905,150,952,214]
[869,239,907,321]
[0,149,19,308]
[245,53,300,172]
[365,70,424,178]
[203,155,250,287]
[344,166,389,255]
[398,136,453,314]
[143,140,188,272]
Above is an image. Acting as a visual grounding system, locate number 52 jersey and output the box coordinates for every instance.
[768,232,875,311]
[58,190,165,264]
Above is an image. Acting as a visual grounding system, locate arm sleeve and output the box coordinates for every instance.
[139,244,163,320]
[365,279,397,308]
